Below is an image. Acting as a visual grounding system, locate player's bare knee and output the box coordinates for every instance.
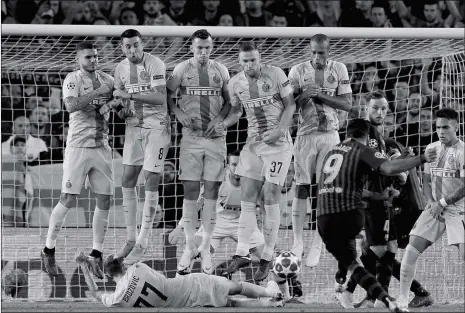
[183,180,201,200]
[144,171,161,191]
[95,194,111,211]
[263,181,280,204]
[240,178,262,203]
[408,235,431,254]
[203,180,221,199]
[122,165,142,188]
[59,193,77,207]
[296,184,310,199]
[370,245,387,258]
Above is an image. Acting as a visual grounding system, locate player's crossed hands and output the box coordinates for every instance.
[262,127,285,145]
[383,186,400,200]
[96,83,112,96]
[426,201,446,222]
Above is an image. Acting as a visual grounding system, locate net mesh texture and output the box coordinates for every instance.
[1,34,464,303]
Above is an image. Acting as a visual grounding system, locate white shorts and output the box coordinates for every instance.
[179,135,226,182]
[294,130,340,185]
[410,209,465,245]
[62,146,113,195]
[195,212,264,252]
[235,134,294,186]
[122,126,170,173]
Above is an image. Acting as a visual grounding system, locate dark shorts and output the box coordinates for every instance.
[317,209,365,270]
[365,205,397,246]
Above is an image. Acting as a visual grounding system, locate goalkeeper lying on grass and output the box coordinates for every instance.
[75,251,284,308]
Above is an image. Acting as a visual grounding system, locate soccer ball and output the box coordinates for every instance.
[272,251,301,279]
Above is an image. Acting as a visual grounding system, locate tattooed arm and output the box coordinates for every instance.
[444,180,465,206]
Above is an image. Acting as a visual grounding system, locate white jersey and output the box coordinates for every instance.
[216,171,242,217]
[101,263,226,308]
[424,140,465,213]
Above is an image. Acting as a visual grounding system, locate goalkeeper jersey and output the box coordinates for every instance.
[114,52,170,131]
[288,60,351,135]
[166,58,230,137]
[424,140,465,213]
[228,64,293,141]
[62,70,114,148]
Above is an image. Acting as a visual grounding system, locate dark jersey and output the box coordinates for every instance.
[317,138,388,217]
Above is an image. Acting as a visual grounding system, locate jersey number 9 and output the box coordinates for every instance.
[323,154,343,184]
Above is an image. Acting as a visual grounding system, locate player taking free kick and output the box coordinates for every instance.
[222,41,296,281]
[41,42,116,278]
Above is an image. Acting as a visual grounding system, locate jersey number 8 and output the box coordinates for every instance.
[322,154,343,184]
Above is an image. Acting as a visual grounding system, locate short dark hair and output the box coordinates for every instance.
[76,41,95,52]
[120,29,142,41]
[191,29,212,42]
[103,255,124,278]
[435,108,458,121]
[371,0,389,13]
[11,136,26,146]
[229,150,241,157]
[310,33,329,45]
[239,41,258,53]
[424,0,439,8]
[347,118,369,139]
[368,90,388,101]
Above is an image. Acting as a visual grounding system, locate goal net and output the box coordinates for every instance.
[1,25,464,303]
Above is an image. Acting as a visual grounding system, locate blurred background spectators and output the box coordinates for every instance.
[1,0,464,228]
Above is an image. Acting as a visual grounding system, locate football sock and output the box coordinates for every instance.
[236,201,257,257]
[277,279,291,299]
[122,187,138,241]
[400,245,421,301]
[45,202,71,249]
[291,198,307,250]
[392,258,429,296]
[262,203,280,261]
[351,265,389,307]
[346,248,378,294]
[182,199,198,251]
[239,281,275,298]
[377,251,395,293]
[199,199,217,252]
[137,191,158,248]
[92,206,109,252]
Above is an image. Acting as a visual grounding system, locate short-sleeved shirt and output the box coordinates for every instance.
[114,53,170,131]
[216,171,241,217]
[288,60,351,135]
[101,263,207,308]
[166,58,230,137]
[62,70,114,148]
[317,139,388,217]
[228,64,293,141]
[424,140,465,212]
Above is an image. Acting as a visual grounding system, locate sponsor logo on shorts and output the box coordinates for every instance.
[319,186,344,194]
[65,180,72,189]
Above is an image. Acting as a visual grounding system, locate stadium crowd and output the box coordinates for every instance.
[1,0,464,228]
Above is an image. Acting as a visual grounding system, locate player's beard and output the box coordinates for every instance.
[197,55,209,66]
[369,114,384,126]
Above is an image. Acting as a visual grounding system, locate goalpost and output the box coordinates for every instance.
[1,25,464,303]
